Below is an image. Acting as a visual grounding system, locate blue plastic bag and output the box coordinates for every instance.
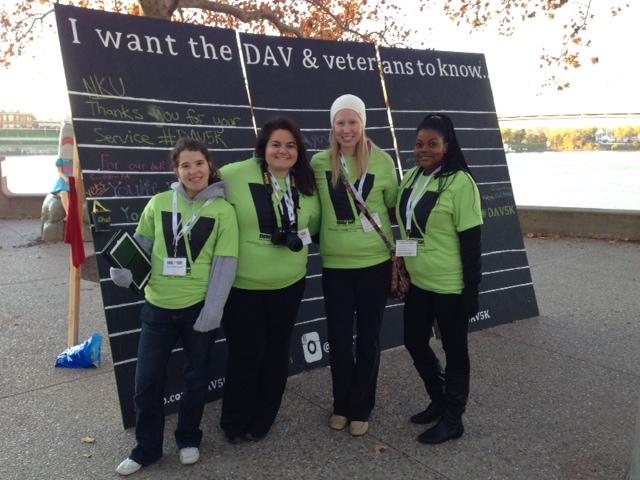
[55,334,103,368]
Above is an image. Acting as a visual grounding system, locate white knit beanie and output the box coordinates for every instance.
[330,94,366,127]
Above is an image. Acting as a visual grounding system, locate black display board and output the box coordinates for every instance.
[379,47,539,329]
[239,32,403,375]
[55,4,256,427]
[55,5,538,429]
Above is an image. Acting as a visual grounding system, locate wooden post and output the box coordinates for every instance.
[67,134,84,347]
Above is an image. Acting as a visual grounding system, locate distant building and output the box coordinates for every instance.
[37,119,65,129]
[0,111,37,128]
[595,128,615,144]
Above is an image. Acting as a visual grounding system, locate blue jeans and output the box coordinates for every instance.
[130,301,215,466]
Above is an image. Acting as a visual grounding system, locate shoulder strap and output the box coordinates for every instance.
[339,173,394,254]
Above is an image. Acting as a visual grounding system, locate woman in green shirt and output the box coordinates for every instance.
[219,117,320,442]
[110,138,239,475]
[311,94,398,436]
[396,113,483,444]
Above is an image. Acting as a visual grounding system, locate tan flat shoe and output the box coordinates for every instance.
[329,414,348,430]
[349,420,369,436]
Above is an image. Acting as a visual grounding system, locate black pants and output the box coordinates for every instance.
[220,277,305,438]
[322,260,391,421]
[403,284,470,415]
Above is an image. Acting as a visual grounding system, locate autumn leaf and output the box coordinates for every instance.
[81,436,95,444]
[373,444,387,455]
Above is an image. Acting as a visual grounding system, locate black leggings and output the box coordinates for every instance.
[322,260,391,421]
[403,284,470,383]
[220,278,305,438]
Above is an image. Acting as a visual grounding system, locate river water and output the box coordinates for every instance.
[2,150,639,210]
[506,151,639,210]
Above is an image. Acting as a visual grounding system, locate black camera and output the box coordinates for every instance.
[271,228,303,252]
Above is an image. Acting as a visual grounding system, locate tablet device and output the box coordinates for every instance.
[102,230,152,292]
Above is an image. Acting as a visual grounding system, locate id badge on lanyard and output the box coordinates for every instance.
[361,212,382,233]
[269,172,296,228]
[163,257,188,276]
[395,239,417,257]
[164,191,211,276]
[404,167,440,239]
[341,154,373,232]
[297,227,312,246]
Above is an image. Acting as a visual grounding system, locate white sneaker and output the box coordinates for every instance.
[179,447,200,465]
[116,458,142,476]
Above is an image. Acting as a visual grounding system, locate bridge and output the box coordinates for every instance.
[498,113,640,129]
[0,127,60,155]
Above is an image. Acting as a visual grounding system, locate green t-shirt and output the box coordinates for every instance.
[220,158,321,290]
[136,187,238,309]
[396,167,483,294]
[311,147,398,269]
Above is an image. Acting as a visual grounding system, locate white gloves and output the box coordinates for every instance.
[110,267,133,288]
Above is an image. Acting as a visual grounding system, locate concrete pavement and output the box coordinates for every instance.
[0,219,638,480]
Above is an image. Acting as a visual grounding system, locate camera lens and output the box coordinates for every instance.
[285,233,303,252]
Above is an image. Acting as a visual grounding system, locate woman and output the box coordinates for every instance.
[396,113,483,444]
[311,94,398,436]
[219,116,320,442]
[110,138,238,475]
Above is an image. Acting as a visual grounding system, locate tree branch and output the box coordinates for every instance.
[16,8,53,44]
[306,0,371,41]
[175,0,304,37]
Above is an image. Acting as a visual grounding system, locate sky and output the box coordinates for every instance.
[0,0,639,122]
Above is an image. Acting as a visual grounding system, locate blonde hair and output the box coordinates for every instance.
[329,122,369,188]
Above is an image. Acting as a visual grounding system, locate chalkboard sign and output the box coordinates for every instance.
[55,4,257,427]
[239,33,403,372]
[379,46,539,329]
[55,5,538,429]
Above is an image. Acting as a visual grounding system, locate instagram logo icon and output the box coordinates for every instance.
[301,332,323,363]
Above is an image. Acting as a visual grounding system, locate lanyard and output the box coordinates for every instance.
[172,190,212,254]
[405,166,440,235]
[268,172,296,227]
[340,154,368,207]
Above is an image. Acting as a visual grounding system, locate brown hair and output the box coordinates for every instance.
[170,137,220,184]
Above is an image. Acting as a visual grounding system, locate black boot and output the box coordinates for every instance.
[410,371,445,424]
[410,400,445,424]
[417,372,469,444]
[417,410,464,444]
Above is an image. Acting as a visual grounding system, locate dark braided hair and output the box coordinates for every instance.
[415,113,475,193]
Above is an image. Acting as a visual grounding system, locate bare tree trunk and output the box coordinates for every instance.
[138,0,179,19]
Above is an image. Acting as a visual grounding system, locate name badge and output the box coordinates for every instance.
[361,212,382,233]
[163,257,187,276]
[297,227,312,246]
[396,240,418,257]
